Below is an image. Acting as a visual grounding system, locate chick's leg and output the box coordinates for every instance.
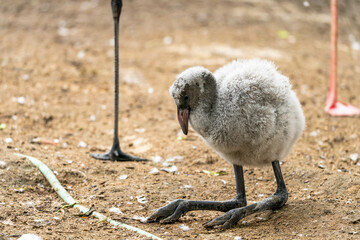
[204,160,288,230]
[147,165,247,223]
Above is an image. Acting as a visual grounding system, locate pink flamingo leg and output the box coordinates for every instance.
[325,0,360,116]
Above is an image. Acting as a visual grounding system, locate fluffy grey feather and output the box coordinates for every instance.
[169,59,305,166]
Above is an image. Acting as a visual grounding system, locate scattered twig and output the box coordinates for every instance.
[14,153,162,240]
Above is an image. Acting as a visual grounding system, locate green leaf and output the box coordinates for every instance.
[277,30,289,39]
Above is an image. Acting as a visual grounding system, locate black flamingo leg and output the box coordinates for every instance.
[147,165,247,223]
[91,0,147,162]
[203,160,288,230]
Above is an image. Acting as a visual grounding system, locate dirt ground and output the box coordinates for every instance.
[1,0,360,239]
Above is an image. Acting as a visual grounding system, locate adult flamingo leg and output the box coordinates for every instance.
[90,0,147,161]
[325,0,360,116]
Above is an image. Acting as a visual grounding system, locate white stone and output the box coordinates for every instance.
[309,130,319,137]
[118,175,128,180]
[77,141,87,148]
[352,42,360,51]
[0,160,6,169]
[151,156,162,163]
[350,153,358,161]
[89,115,96,122]
[161,165,178,173]
[58,27,69,36]
[163,36,173,45]
[147,88,154,94]
[132,215,147,223]
[149,168,160,175]
[179,224,190,231]
[18,234,43,240]
[22,74,30,80]
[109,207,122,215]
[136,196,148,204]
[134,128,145,133]
[17,96,25,105]
[77,50,85,59]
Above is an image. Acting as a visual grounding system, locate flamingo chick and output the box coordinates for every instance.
[148,59,305,230]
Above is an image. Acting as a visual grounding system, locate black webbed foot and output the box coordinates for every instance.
[90,143,147,161]
[204,192,287,230]
[147,198,246,224]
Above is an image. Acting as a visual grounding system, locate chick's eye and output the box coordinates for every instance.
[184,95,189,101]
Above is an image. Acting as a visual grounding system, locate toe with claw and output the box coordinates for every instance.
[147,199,188,223]
[204,208,245,230]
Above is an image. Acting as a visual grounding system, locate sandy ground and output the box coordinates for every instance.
[0,0,359,239]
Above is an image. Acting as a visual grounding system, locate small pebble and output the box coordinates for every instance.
[5,137,13,144]
[18,234,43,240]
[17,96,25,105]
[149,168,160,175]
[22,74,30,80]
[77,141,87,148]
[318,164,325,169]
[58,27,69,36]
[0,160,6,169]
[132,215,147,223]
[134,128,145,133]
[89,115,96,122]
[147,88,154,94]
[109,207,122,215]
[118,175,128,180]
[309,130,319,137]
[151,156,162,163]
[234,237,242,240]
[2,219,14,225]
[350,153,358,161]
[163,36,173,45]
[161,165,178,173]
[77,50,85,59]
[179,224,190,231]
[136,196,148,204]
[303,1,310,7]
[352,42,360,51]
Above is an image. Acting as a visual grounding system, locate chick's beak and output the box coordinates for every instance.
[177,107,189,135]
